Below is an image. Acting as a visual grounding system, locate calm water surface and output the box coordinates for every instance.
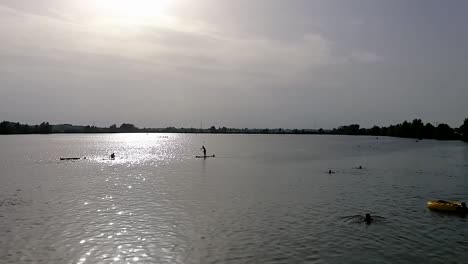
[0,134,467,264]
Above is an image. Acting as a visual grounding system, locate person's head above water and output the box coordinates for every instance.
[364,213,373,224]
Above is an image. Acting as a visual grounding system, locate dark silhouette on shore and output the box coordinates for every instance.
[1,118,467,142]
[330,118,466,141]
[0,121,52,134]
[461,118,468,142]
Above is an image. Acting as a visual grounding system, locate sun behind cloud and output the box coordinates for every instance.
[93,0,172,26]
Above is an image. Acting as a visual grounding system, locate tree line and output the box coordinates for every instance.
[0,121,53,134]
[1,118,467,142]
[329,118,468,141]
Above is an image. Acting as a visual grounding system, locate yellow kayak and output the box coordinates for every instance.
[427,200,462,212]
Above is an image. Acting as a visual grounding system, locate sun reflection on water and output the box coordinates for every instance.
[88,133,188,167]
[73,133,192,263]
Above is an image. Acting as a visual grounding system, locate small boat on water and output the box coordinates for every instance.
[427,200,465,212]
[60,157,82,160]
[195,155,215,158]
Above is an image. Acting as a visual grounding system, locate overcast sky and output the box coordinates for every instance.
[1,0,467,129]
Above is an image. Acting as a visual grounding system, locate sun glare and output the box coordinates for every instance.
[94,0,171,26]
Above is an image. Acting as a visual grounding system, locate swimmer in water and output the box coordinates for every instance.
[341,214,384,225]
[364,213,373,225]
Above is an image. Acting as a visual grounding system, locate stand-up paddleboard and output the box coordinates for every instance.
[195,155,215,158]
[60,157,82,160]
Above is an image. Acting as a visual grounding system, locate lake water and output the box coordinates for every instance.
[0,134,467,264]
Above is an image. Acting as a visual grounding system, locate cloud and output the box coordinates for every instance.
[0,2,381,80]
[350,50,383,63]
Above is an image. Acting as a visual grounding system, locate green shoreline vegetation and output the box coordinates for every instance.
[1,118,468,142]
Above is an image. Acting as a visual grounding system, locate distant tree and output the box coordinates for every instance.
[164,127,176,133]
[335,124,360,135]
[14,122,20,132]
[400,121,411,137]
[108,124,117,133]
[120,123,137,132]
[459,118,468,142]
[0,121,11,134]
[38,122,52,134]
[370,126,381,136]
[210,126,216,133]
[22,124,31,134]
[423,123,436,139]
[410,119,424,138]
[435,123,454,140]
[380,126,388,136]
[349,124,360,135]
